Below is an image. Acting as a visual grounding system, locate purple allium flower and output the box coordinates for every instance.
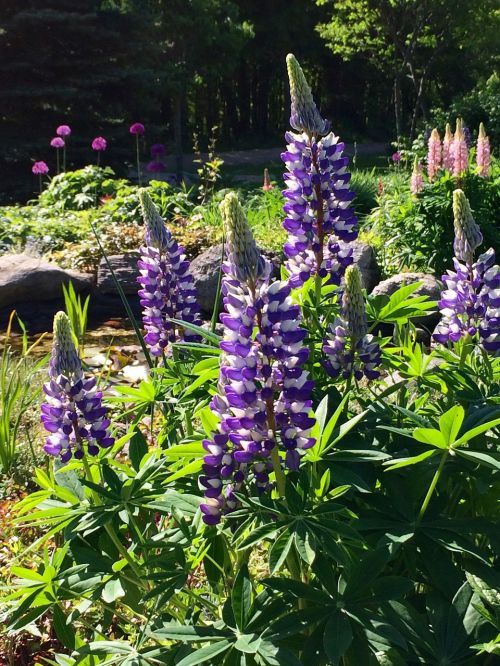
[50,137,65,149]
[146,160,166,173]
[452,119,468,176]
[199,193,315,525]
[323,265,381,380]
[92,136,107,152]
[411,159,424,195]
[129,122,145,135]
[41,312,114,462]
[150,143,166,157]
[282,56,357,289]
[476,122,491,178]
[434,190,499,352]
[56,125,71,137]
[137,190,201,356]
[427,129,441,181]
[392,152,401,163]
[442,123,454,172]
[32,161,49,175]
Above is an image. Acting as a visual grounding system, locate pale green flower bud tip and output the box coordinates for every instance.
[286,53,329,135]
[220,192,264,282]
[345,265,363,293]
[479,122,486,138]
[139,188,167,247]
[53,311,73,348]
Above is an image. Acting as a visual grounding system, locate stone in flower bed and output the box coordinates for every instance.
[96,253,141,295]
[370,272,442,327]
[0,253,92,308]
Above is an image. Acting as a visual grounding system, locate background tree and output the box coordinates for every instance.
[316,0,500,139]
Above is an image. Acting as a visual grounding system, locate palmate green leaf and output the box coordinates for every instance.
[175,639,233,666]
[149,623,228,642]
[232,564,253,631]
[161,441,205,458]
[384,449,437,471]
[237,522,283,550]
[455,449,500,470]
[412,427,448,449]
[101,577,125,604]
[164,458,203,483]
[294,523,316,565]
[323,611,353,662]
[269,531,293,575]
[453,416,500,447]
[439,405,464,445]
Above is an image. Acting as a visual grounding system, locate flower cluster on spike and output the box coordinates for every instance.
[137,190,201,356]
[442,123,454,172]
[199,193,315,525]
[323,265,382,380]
[427,129,441,181]
[452,119,468,176]
[281,54,357,288]
[41,312,114,462]
[434,190,499,353]
[476,123,491,178]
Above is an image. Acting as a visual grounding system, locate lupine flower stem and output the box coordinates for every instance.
[136,135,142,186]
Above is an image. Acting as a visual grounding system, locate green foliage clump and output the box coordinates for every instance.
[367,167,500,276]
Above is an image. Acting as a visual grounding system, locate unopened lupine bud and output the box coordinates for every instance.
[427,129,441,181]
[41,312,114,461]
[323,266,381,380]
[453,189,482,264]
[220,192,266,283]
[453,118,468,176]
[442,123,454,172]
[139,189,169,249]
[286,53,330,136]
[343,265,367,338]
[476,123,491,178]
[262,168,273,191]
[411,159,424,194]
[51,311,81,378]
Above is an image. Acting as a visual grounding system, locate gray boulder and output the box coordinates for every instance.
[370,272,441,327]
[96,253,140,295]
[343,240,380,292]
[0,253,93,308]
[190,244,282,315]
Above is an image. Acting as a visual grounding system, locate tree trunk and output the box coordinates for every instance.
[393,74,402,142]
[173,90,183,181]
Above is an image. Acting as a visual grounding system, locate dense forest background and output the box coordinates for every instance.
[0,0,498,202]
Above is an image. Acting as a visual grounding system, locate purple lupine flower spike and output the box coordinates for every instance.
[282,54,357,288]
[323,265,381,380]
[199,193,315,525]
[434,190,499,353]
[137,189,201,356]
[41,312,114,462]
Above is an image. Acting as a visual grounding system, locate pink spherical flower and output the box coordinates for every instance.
[130,122,145,135]
[150,143,166,157]
[50,137,65,149]
[92,136,107,151]
[56,125,71,137]
[392,151,401,162]
[32,161,49,175]
[146,160,166,173]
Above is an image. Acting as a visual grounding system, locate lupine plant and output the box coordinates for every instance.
[3,54,500,666]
